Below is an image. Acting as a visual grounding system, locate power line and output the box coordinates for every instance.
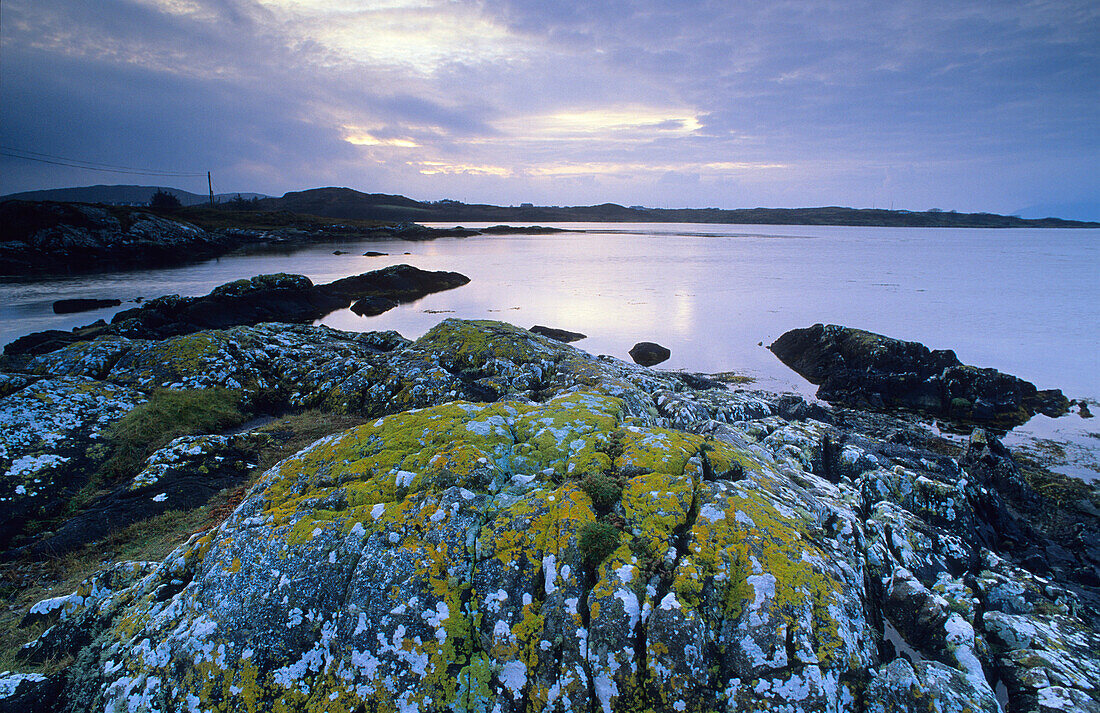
[0,147,207,177]
[2,146,203,173]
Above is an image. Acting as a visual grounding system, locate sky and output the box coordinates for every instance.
[1,0,1097,216]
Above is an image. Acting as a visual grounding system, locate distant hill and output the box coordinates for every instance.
[252,187,1100,228]
[0,184,269,207]
[5,184,1097,227]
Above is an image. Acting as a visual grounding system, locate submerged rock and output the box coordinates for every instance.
[529,325,587,343]
[52,298,122,314]
[769,323,1069,427]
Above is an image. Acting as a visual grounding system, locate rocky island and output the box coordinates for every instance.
[0,272,1097,712]
[0,199,565,274]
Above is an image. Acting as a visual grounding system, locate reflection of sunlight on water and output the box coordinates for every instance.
[672,291,694,334]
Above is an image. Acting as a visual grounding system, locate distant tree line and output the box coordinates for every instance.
[221,194,264,211]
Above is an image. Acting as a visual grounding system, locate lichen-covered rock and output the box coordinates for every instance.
[25,336,135,380]
[865,657,999,713]
[6,391,1008,713]
[2,318,1098,713]
[0,376,145,548]
[976,552,1100,711]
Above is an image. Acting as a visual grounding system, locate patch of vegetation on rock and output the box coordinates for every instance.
[98,387,245,483]
[578,520,621,569]
[580,471,622,515]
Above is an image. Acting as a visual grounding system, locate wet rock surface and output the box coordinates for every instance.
[770,323,1070,427]
[0,318,1096,712]
[529,325,587,343]
[629,341,671,366]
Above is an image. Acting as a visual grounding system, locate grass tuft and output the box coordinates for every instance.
[100,388,245,482]
[580,471,622,515]
[578,521,621,569]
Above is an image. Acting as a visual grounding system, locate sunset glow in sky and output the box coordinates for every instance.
[1,0,1097,215]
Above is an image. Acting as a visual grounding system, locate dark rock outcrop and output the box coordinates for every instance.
[629,340,671,366]
[52,298,122,314]
[0,200,227,273]
[14,433,265,559]
[0,672,59,713]
[3,265,470,355]
[769,323,1069,426]
[350,296,399,316]
[528,325,587,343]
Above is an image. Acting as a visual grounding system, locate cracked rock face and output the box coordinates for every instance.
[1,318,1097,712]
[0,376,145,549]
[23,393,878,712]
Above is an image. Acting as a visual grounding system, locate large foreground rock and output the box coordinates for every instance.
[1,319,1097,712]
[769,323,1069,426]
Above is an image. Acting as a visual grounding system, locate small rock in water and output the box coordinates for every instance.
[332,250,347,255]
[363,251,389,257]
[53,298,122,314]
[529,325,587,343]
[350,295,399,316]
[629,341,670,366]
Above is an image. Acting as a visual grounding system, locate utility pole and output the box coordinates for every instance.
[208,172,214,206]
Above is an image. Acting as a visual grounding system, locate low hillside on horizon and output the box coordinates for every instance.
[250,187,1100,228]
[0,184,269,207]
[3,184,1097,228]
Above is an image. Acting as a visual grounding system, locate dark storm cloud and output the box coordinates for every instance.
[1,0,1096,213]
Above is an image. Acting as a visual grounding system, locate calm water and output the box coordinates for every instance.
[2,222,1098,475]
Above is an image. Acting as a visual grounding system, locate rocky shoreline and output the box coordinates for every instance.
[1,276,1097,711]
[0,200,566,274]
[769,323,1070,429]
[2,265,469,357]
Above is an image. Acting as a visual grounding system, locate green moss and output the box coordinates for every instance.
[579,521,621,569]
[580,471,621,515]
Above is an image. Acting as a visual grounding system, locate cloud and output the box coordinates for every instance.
[1,0,1096,211]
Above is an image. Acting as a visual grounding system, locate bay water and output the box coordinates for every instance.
[2,222,1097,477]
